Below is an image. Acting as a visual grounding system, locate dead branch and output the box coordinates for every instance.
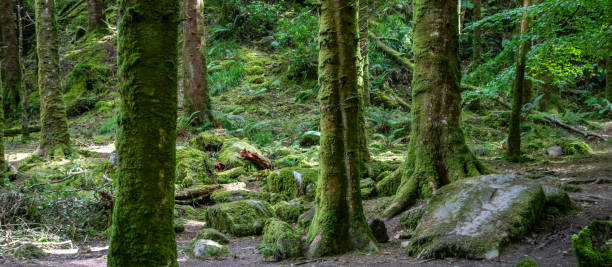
[240,148,271,169]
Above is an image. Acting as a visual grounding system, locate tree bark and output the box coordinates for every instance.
[507,0,531,162]
[0,0,22,117]
[17,0,29,139]
[472,0,482,67]
[87,0,105,31]
[0,63,5,184]
[306,0,377,257]
[183,0,214,125]
[607,53,612,103]
[107,1,179,266]
[358,0,372,177]
[383,0,487,218]
[35,0,71,158]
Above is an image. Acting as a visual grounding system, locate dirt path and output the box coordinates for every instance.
[4,147,611,267]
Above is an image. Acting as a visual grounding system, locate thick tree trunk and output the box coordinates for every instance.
[472,0,482,67]
[383,0,487,218]
[507,0,531,162]
[17,0,28,139]
[306,0,377,257]
[35,0,71,158]
[0,0,22,117]
[183,0,214,125]
[87,0,105,31]
[107,1,179,266]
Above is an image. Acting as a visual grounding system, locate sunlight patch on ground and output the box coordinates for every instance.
[43,248,79,255]
[84,143,115,154]
[6,152,33,163]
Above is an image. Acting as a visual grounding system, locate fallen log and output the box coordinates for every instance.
[240,148,271,169]
[175,185,221,201]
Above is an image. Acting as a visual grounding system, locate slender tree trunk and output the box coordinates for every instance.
[183,0,214,125]
[507,0,531,162]
[17,0,29,140]
[358,0,371,176]
[472,0,482,66]
[383,0,487,218]
[87,0,105,31]
[0,63,5,184]
[606,53,612,102]
[35,0,71,158]
[0,0,22,118]
[107,0,179,266]
[307,0,377,257]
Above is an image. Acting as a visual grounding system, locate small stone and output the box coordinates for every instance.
[546,146,563,157]
[109,152,118,165]
[368,218,389,243]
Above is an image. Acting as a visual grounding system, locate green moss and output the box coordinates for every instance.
[272,200,308,223]
[361,178,375,198]
[398,205,425,230]
[189,130,226,152]
[11,244,46,259]
[376,168,402,196]
[195,228,230,244]
[210,189,278,204]
[515,258,538,267]
[191,239,231,259]
[203,200,274,236]
[572,220,612,267]
[174,220,185,233]
[176,147,216,186]
[274,154,308,168]
[559,140,592,155]
[218,138,266,170]
[266,167,318,199]
[258,219,302,261]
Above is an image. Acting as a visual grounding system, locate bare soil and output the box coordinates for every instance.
[4,147,611,267]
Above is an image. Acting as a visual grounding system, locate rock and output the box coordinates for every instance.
[192,239,231,259]
[298,207,315,230]
[368,218,389,243]
[559,140,592,155]
[267,167,318,199]
[203,199,274,236]
[541,185,572,212]
[299,131,320,147]
[273,200,309,223]
[407,174,546,259]
[108,152,118,165]
[215,167,246,183]
[11,244,46,259]
[361,178,376,198]
[515,258,538,267]
[176,147,216,186]
[399,204,426,230]
[195,228,230,244]
[189,130,226,152]
[546,146,563,157]
[571,220,612,267]
[174,220,185,233]
[258,219,302,261]
[274,154,308,168]
[218,138,268,170]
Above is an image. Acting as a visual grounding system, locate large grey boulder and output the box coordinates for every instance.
[406,174,546,259]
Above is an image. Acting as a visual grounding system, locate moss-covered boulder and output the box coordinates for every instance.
[571,220,612,267]
[191,239,231,259]
[406,174,546,259]
[559,140,592,155]
[203,200,274,236]
[195,228,230,244]
[176,147,216,186]
[297,207,315,231]
[210,188,282,204]
[216,167,246,184]
[266,167,318,199]
[272,200,310,223]
[274,154,308,168]
[218,138,268,170]
[11,244,46,259]
[189,130,227,152]
[258,219,302,261]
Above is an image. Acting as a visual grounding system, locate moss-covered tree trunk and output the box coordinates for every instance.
[507,0,531,162]
[17,0,28,139]
[0,0,22,118]
[358,0,371,176]
[87,0,105,31]
[34,0,71,158]
[306,0,377,257]
[0,63,5,184]
[183,0,214,126]
[472,0,481,67]
[607,53,612,102]
[107,0,179,266]
[383,0,487,218]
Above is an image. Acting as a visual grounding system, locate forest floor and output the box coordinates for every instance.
[4,143,611,267]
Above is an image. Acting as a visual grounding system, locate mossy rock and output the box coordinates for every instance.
[299,131,320,147]
[297,207,315,231]
[203,199,274,236]
[11,244,46,259]
[195,228,230,245]
[407,174,546,259]
[559,140,592,155]
[515,258,538,267]
[216,167,246,184]
[571,220,612,267]
[189,130,227,152]
[218,138,267,170]
[266,167,318,199]
[399,204,426,230]
[210,189,278,204]
[191,239,231,259]
[361,178,376,199]
[541,185,573,213]
[176,147,216,186]
[174,219,185,233]
[258,219,302,261]
[272,200,309,223]
[274,154,308,168]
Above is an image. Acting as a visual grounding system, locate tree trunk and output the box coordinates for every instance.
[537,71,562,112]
[306,0,377,257]
[472,0,482,67]
[87,0,105,31]
[358,0,371,177]
[383,0,487,218]
[607,53,612,102]
[107,1,179,266]
[183,0,214,125]
[35,0,71,158]
[0,63,5,184]
[0,0,22,118]
[507,0,531,162]
[17,0,28,139]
